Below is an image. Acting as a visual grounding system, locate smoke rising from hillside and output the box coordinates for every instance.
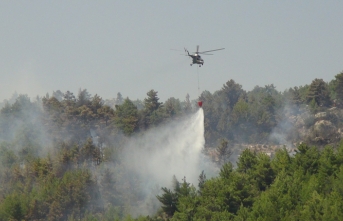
[113,108,217,215]
[124,109,208,185]
[0,94,218,217]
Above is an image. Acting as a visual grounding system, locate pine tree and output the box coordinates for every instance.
[183,93,192,113]
[216,139,233,166]
[198,170,206,194]
[334,71,343,107]
[52,90,64,101]
[76,89,92,107]
[115,92,123,105]
[164,97,181,118]
[219,79,246,109]
[100,168,117,207]
[237,149,257,173]
[114,98,138,135]
[156,187,178,217]
[290,86,302,106]
[62,91,76,108]
[144,90,163,113]
[306,78,331,108]
[142,90,164,127]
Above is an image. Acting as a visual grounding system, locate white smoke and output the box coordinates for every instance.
[112,108,216,216]
[121,108,207,188]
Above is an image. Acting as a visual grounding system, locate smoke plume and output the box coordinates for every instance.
[112,108,216,215]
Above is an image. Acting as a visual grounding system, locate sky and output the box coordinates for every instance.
[1,1,343,103]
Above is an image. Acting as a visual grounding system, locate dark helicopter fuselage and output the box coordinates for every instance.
[189,54,204,66]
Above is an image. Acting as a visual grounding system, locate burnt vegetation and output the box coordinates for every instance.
[1,72,343,220]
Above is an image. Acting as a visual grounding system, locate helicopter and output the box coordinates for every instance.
[184,45,225,67]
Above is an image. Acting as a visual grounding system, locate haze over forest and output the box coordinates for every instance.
[1,70,343,220]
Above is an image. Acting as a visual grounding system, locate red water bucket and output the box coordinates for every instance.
[198,101,203,108]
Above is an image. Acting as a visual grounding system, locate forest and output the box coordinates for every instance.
[0,71,343,220]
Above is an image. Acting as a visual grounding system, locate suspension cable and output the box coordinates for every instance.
[197,65,200,98]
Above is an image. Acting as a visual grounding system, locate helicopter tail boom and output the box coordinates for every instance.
[184,48,190,56]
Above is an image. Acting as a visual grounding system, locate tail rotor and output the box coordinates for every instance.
[184,48,190,56]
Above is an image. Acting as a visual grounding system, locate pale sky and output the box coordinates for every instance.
[1,1,342,103]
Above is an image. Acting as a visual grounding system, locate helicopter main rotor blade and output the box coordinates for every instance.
[198,48,225,54]
[170,49,183,51]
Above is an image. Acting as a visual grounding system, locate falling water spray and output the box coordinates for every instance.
[115,108,212,215]
[122,108,205,186]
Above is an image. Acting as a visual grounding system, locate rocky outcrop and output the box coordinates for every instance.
[315,112,327,120]
[253,107,342,150]
[295,107,343,146]
[313,120,336,138]
[209,107,343,162]
[308,120,339,144]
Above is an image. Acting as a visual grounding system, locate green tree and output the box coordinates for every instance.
[237,149,257,174]
[97,105,115,127]
[271,147,292,175]
[100,168,117,207]
[63,90,76,106]
[116,92,124,105]
[230,99,252,142]
[306,78,331,108]
[253,153,275,191]
[219,162,234,179]
[156,188,178,217]
[300,191,325,221]
[183,93,192,114]
[79,138,101,166]
[54,169,100,220]
[77,89,92,107]
[114,98,138,136]
[78,105,95,129]
[11,94,33,114]
[141,90,164,128]
[318,146,337,187]
[218,79,246,109]
[0,142,18,167]
[333,71,343,107]
[195,178,228,218]
[216,139,233,166]
[172,183,198,221]
[144,90,163,113]
[249,170,301,220]
[198,171,206,194]
[164,97,181,119]
[294,143,320,175]
[52,90,64,101]
[231,99,250,125]
[289,86,302,106]
[0,193,27,221]
[90,94,104,113]
[42,96,63,122]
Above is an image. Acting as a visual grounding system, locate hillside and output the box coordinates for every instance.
[0,72,343,220]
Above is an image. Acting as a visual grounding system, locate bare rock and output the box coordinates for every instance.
[313,120,336,138]
[315,112,327,120]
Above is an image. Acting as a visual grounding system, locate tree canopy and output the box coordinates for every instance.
[1,72,343,220]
